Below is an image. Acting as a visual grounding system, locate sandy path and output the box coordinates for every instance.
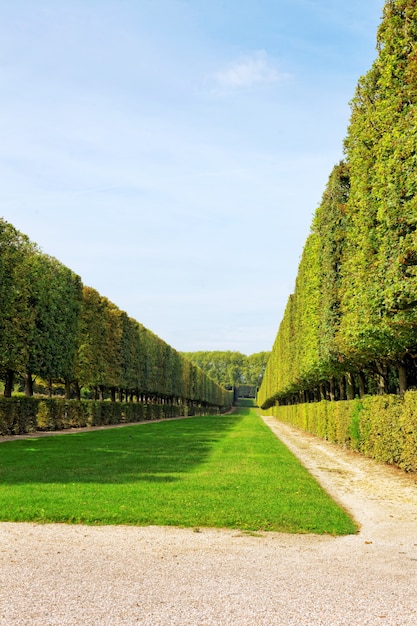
[1,416,417,625]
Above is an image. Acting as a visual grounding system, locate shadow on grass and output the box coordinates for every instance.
[0,413,245,485]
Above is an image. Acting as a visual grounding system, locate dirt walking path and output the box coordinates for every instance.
[1,416,417,625]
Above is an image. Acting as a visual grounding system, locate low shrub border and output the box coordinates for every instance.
[0,397,223,436]
[261,391,417,473]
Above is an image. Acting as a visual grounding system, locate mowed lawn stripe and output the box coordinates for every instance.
[0,407,357,534]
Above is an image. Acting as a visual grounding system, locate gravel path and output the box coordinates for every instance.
[1,416,417,625]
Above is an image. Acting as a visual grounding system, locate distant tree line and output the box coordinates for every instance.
[258,0,417,410]
[182,351,270,392]
[0,218,232,410]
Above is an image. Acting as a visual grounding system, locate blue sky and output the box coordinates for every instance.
[1,0,384,355]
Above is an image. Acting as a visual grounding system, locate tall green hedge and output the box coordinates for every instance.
[258,1,417,411]
[0,218,232,411]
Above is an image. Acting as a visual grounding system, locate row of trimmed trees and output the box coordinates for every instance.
[0,218,232,409]
[258,0,417,410]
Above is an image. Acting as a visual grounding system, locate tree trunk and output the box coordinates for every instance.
[346,372,355,400]
[24,372,34,397]
[74,381,81,401]
[378,375,386,395]
[329,377,335,401]
[110,387,116,402]
[375,362,387,395]
[4,370,14,397]
[99,385,105,401]
[358,371,366,399]
[325,382,331,401]
[326,382,331,400]
[399,363,408,395]
[48,379,53,398]
[339,376,346,401]
[65,379,71,400]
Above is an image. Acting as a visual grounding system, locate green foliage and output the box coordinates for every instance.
[0,396,184,435]
[262,390,417,473]
[348,399,363,451]
[0,220,83,393]
[182,350,270,389]
[0,397,38,435]
[339,0,417,366]
[313,161,349,373]
[360,395,404,464]
[0,218,232,411]
[259,1,417,411]
[75,287,125,391]
[399,391,417,471]
[292,233,322,387]
[0,219,36,377]
[26,253,82,384]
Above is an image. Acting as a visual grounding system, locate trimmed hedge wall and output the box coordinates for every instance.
[0,397,222,437]
[261,391,417,473]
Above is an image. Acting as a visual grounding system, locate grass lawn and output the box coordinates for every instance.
[0,405,357,534]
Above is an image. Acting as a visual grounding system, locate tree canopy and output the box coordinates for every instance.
[0,218,232,409]
[259,0,417,409]
[182,351,270,389]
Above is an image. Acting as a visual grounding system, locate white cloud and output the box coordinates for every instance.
[213,50,288,89]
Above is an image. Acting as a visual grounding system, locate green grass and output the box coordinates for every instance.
[0,406,357,534]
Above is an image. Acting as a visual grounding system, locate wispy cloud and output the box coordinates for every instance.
[213,50,288,89]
